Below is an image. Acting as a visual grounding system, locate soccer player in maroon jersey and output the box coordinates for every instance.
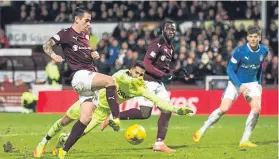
[102,20,189,152]
[38,7,120,158]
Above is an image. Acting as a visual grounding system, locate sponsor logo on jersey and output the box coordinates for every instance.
[72,45,78,51]
[72,45,91,51]
[161,55,166,61]
[240,64,260,69]
[117,89,132,99]
[73,36,78,40]
[150,51,156,58]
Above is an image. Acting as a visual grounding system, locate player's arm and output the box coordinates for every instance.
[43,30,66,62]
[141,89,192,115]
[127,77,173,112]
[226,48,243,88]
[128,77,192,115]
[43,38,56,57]
[141,90,176,112]
[257,49,269,85]
[143,42,165,77]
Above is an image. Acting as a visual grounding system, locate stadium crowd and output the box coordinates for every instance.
[12,1,278,22]
[0,1,278,86]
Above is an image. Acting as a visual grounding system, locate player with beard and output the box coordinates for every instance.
[101,20,189,152]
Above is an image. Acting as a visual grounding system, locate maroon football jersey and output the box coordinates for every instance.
[144,36,175,82]
[51,27,97,75]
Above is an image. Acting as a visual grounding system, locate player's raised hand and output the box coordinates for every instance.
[176,107,194,116]
[50,53,64,63]
[91,51,100,60]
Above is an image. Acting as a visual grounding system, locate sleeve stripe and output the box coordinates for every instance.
[52,34,60,41]
[230,57,237,63]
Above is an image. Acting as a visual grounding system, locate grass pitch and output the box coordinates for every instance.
[0,113,277,159]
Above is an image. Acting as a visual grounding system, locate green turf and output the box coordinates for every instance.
[0,113,277,159]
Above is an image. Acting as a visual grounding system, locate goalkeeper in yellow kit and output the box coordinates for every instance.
[34,61,192,158]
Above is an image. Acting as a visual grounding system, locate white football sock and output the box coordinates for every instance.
[40,136,48,144]
[240,110,259,143]
[155,141,164,146]
[155,138,164,146]
[200,108,223,134]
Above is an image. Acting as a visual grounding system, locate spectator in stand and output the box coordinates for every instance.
[96,54,110,75]
[265,56,278,85]
[108,39,120,65]
[175,53,187,71]
[197,53,213,84]
[235,23,246,40]
[40,6,51,22]
[45,60,60,85]
[108,58,122,75]
[117,42,128,65]
[183,57,197,84]
[212,54,226,75]
[0,29,9,48]
[20,4,28,22]
[96,39,107,56]
[267,22,278,55]
[122,49,134,69]
[26,10,37,22]
[2,75,13,87]
[0,83,4,92]
[134,39,146,61]
[21,85,38,113]
[262,39,275,56]
[221,39,234,61]
[132,51,138,64]
[55,12,67,22]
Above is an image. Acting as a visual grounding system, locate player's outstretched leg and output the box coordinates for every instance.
[153,111,175,152]
[100,106,152,131]
[239,96,261,148]
[52,133,69,156]
[34,116,73,158]
[193,99,233,143]
[60,100,95,158]
[56,108,108,156]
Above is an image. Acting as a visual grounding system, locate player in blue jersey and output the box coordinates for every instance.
[193,26,269,148]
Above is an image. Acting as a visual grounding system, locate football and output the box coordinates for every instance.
[125,124,147,145]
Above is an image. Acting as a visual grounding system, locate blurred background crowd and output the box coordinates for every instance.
[0,1,278,87]
[3,1,277,23]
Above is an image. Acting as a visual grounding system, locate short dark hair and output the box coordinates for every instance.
[247,26,261,35]
[162,19,176,30]
[132,61,145,70]
[73,6,90,18]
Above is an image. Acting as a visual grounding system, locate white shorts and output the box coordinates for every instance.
[71,70,97,103]
[222,81,261,100]
[138,81,170,109]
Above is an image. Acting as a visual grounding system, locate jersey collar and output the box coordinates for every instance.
[247,43,260,52]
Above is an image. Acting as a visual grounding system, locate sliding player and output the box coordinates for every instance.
[34,61,192,158]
